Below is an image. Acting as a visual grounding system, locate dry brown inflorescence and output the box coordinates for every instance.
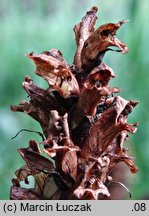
[10,6,139,200]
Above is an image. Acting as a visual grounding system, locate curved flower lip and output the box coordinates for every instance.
[81,20,129,68]
[107,37,129,54]
[89,63,116,82]
[92,20,129,53]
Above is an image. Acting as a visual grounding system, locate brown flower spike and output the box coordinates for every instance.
[10,6,139,200]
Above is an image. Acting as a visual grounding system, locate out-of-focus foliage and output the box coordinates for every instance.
[0,0,149,199]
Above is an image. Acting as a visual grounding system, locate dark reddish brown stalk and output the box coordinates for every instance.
[10,6,139,200]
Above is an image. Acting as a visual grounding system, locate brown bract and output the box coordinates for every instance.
[10,6,139,200]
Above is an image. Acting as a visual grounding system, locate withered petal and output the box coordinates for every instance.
[81,20,128,71]
[26,50,80,98]
[73,7,98,68]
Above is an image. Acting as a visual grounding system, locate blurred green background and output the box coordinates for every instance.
[0,0,149,199]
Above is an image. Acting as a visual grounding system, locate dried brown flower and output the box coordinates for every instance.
[10,6,139,200]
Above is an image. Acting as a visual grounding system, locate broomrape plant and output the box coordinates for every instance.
[10,6,139,200]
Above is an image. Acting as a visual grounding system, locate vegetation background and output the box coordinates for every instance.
[0,0,149,199]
